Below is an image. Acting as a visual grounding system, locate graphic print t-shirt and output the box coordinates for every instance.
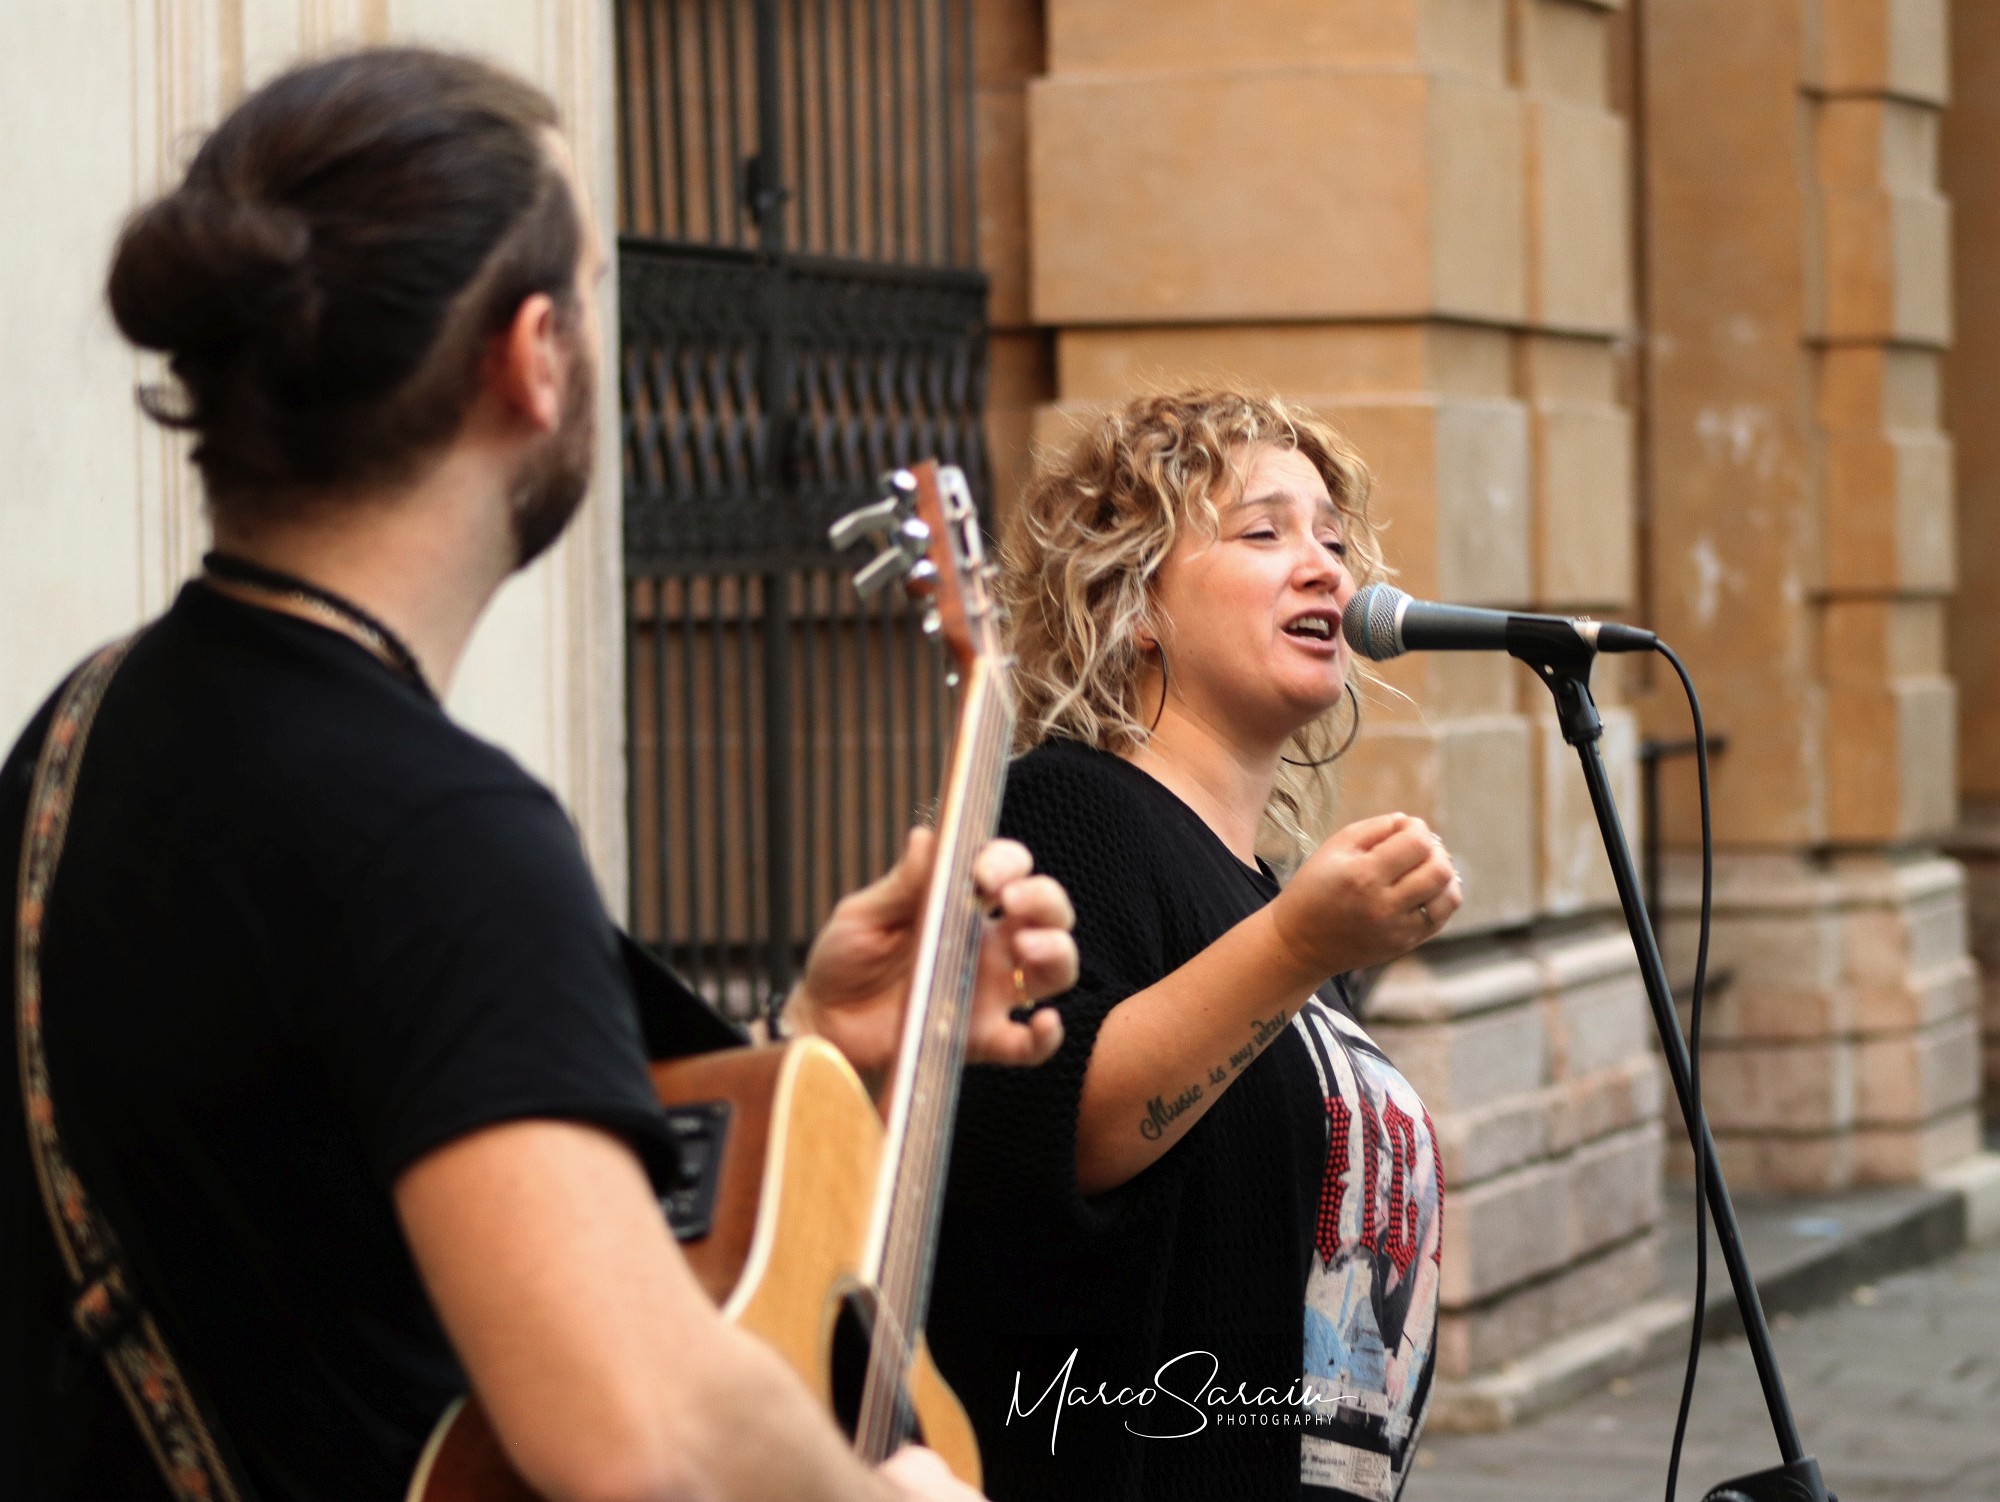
[1294,997,1443,1502]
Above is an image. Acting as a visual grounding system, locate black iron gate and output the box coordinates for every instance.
[614,0,987,1019]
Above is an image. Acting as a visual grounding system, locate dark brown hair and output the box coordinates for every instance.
[107,47,581,515]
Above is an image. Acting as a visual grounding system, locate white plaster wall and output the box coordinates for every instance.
[0,0,629,911]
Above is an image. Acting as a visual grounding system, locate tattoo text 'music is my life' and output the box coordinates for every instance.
[1138,1009,1290,1141]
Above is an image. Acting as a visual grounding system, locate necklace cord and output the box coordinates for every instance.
[201,552,434,701]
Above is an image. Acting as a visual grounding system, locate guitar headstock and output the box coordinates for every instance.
[830,461,1001,678]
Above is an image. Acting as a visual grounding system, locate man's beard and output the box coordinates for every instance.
[508,330,597,570]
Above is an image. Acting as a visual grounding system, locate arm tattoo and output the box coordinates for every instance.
[1138,1010,1292,1141]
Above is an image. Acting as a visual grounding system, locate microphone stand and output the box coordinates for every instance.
[1509,625,1833,1502]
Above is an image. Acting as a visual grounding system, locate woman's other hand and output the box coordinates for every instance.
[788,829,1075,1081]
[1270,813,1464,978]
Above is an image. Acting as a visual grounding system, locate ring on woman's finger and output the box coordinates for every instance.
[1012,965,1030,1007]
[1416,902,1434,927]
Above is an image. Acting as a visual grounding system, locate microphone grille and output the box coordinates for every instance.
[1344,584,1410,661]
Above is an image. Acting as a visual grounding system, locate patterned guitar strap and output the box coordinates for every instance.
[16,634,253,1502]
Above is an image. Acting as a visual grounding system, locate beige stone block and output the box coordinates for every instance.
[1368,937,1544,1023]
[1438,716,1538,933]
[1810,0,1949,104]
[1548,1055,1667,1155]
[1814,185,1952,345]
[1548,964,1650,1080]
[1436,1230,1660,1378]
[1851,956,1977,1034]
[1526,97,1630,333]
[1432,1087,1553,1190]
[1893,675,1958,837]
[1565,1124,1664,1261]
[977,86,1032,330]
[1817,345,1943,432]
[1367,997,1548,1114]
[1824,676,1957,842]
[1028,71,1525,325]
[985,332,1054,522]
[1816,97,1940,193]
[1679,980,1853,1046]
[1431,79,1531,322]
[1891,190,1953,343]
[1819,597,1946,688]
[1697,1038,1856,1134]
[1884,345,1943,426]
[1854,1013,1981,1125]
[1365,652,1518,726]
[1534,701,1635,914]
[1434,1052,1663,1189]
[1518,332,1620,403]
[1516,0,1613,105]
[1530,399,1634,609]
[1853,1106,1980,1182]
[1044,0,1507,81]
[1833,855,1970,973]
[1440,1159,1571,1305]
[1821,428,1954,592]
[1309,395,1531,606]
[1053,322,1515,404]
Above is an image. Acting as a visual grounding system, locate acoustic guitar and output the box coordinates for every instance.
[405,459,1014,1500]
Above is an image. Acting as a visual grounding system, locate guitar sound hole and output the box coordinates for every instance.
[830,1288,924,1454]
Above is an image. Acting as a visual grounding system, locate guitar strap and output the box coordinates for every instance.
[15,633,254,1502]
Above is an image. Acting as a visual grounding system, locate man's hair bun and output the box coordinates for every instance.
[104,47,580,513]
[109,188,319,369]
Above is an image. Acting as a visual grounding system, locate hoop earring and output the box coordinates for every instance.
[1147,644,1170,734]
[1281,680,1362,768]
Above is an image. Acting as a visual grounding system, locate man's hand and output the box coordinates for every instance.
[788,828,1076,1081]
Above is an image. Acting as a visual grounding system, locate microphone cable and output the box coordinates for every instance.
[1655,641,1715,1502]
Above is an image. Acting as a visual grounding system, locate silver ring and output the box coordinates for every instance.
[1417,902,1433,927]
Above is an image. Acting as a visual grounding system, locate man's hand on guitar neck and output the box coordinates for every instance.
[785,828,1076,1094]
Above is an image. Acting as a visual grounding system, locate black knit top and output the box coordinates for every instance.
[929,740,1441,1502]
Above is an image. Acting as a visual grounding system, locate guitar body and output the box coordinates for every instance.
[404,1040,979,1502]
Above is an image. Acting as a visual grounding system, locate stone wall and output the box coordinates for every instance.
[1645,0,1977,1192]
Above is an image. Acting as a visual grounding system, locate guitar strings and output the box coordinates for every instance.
[855,669,1015,1463]
[858,676,1004,1460]
[859,674,991,1459]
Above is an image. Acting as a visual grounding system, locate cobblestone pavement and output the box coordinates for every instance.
[1406,1239,2000,1502]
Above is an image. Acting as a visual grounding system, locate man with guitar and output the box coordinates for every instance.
[1,48,1075,1502]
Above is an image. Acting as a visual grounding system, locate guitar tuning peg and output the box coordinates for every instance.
[944,669,961,689]
[898,517,932,553]
[920,607,943,638]
[907,561,940,600]
[853,547,913,598]
[829,496,902,552]
[882,468,919,499]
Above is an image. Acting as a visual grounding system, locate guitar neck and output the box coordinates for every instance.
[854,656,1014,1462]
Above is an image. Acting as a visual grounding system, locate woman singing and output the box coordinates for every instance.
[929,389,1464,1502]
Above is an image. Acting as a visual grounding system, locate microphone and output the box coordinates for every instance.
[1342,584,1657,663]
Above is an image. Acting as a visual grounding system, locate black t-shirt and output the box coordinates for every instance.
[1,584,734,1502]
[930,740,1437,1502]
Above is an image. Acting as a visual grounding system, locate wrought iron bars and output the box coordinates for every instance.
[615,0,978,266]
[614,0,988,1018]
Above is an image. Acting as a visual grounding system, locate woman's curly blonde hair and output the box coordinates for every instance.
[1001,387,1386,851]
